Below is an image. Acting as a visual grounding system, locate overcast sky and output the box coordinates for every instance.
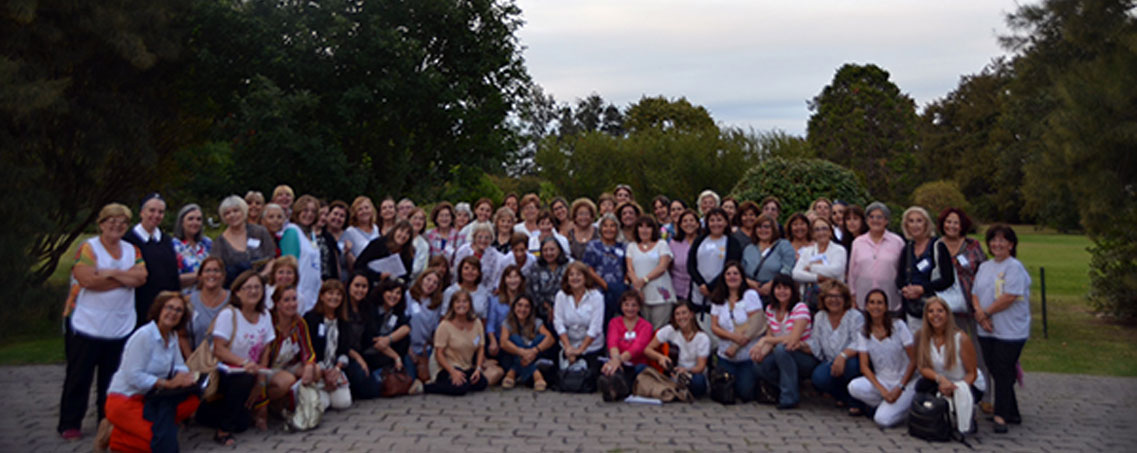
[515,0,1031,135]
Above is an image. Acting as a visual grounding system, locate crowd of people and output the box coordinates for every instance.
[60,184,1032,450]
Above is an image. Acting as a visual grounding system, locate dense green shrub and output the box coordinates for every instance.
[912,180,970,221]
[730,158,871,224]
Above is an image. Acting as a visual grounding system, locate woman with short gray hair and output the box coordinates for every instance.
[846,202,904,313]
[210,195,277,286]
[173,203,213,288]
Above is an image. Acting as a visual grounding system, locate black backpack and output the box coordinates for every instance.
[558,361,594,393]
[908,392,952,441]
[597,373,630,402]
[708,368,735,405]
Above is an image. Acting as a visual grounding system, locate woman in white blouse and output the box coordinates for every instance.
[847,289,917,427]
[806,280,864,415]
[708,261,764,402]
[626,215,676,330]
[553,261,606,386]
[792,217,846,311]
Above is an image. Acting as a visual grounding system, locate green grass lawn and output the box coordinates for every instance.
[4,226,1135,376]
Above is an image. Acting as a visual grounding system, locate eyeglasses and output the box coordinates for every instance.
[163,305,185,313]
[824,294,843,300]
[241,285,262,292]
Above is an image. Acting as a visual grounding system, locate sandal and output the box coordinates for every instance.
[533,379,547,392]
[502,376,516,389]
[848,407,863,417]
[213,431,236,447]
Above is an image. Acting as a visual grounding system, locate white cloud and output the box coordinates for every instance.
[516,0,1028,135]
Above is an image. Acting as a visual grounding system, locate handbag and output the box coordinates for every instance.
[633,367,693,403]
[558,352,593,393]
[597,371,631,402]
[931,241,968,313]
[708,367,735,405]
[185,307,237,401]
[379,367,415,397]
[908,392,952,442]
[284,384,323,432]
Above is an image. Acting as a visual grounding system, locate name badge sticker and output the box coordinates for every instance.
[624,331,636,341]
[473,336,480,347]
[317,323,326,337]
[247,238,262,248]
[956,255,970,268]
[916,258,932,273]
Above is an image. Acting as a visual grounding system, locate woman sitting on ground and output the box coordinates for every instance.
[915,297,986,431]
[644,301,710,397]
[847,289,917,427]
[553,261,607,387]
[102,292,200,452]
[709,261,765,402]
[806,280,864,415]
[363,279,417,395]
[751,274,818,409]
[600,290,654,388]
[500,295,555,391]
[264,286,317,421]
[301,280,355,409]
[487,265,525,364]
[425,289,488,395]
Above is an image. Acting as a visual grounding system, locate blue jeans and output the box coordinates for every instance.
[687,373,708,397]
[603,280,628,322]
[716,358,757,402]
[811,356,863,408]
[505,333,547,383]
[754,344,820,406]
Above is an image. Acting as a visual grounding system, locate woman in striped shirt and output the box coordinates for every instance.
[751,273,819,409]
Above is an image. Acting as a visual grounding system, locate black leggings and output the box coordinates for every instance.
[424,367,489,396]
[194,372,256,433]
[979,337,1026,422]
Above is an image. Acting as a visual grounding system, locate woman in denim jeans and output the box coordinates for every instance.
[708,261,764,402]
[500,296,554,391]
[751,274,819,409]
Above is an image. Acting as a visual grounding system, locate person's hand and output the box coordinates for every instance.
[699,284,710,297]
[673,366,688,375]
[470,368,482,384]
[980,318,995,333]
[632,277,646,291]
[883,386,903,404]
[394,360,404,371]
[169,372,195,388]
[521,348,537,366]
[786,338,802,351]
[373,336,390,350]
[601,361,618,376]
[324,368,343,388]
[937,376,956,396]
[242,360,261,374]
[657,356,673,370]
[758,281,772,296]
[724,344,739,358]
[450,369,467,386]
[356,358,370,375]
[817,274,830,283]
[831,356,846,377]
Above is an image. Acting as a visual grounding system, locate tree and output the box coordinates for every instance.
[730,158,871,225]
[911,180,970,221]
[807,63,920,204]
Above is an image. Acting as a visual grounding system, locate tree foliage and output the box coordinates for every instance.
[806,63,920,204]
[911,180,970,221]
[730,158,871,225]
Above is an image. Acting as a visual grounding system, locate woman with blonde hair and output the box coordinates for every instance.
[914,297,986,433]
[425,290,488,395]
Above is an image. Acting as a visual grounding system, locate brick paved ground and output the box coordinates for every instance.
[2,365,1135,452]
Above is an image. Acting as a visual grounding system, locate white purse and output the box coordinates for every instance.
[931,241,967,313]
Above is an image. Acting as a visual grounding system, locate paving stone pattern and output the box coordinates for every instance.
[2,365,1135,452]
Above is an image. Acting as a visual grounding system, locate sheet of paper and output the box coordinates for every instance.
[367,254,407,278]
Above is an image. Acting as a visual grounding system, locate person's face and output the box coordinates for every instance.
[679,214,699,236]
[574,207,594,227]
[379,200,396,220]
[393,226,411,246]
[496,215,513,234]
[297,201,318,227]
[511,242,528,263]
[988,234,1013,260]
[316,206,329,229]
[436,209,453,228]
[599,219,619,241]
[328,207,346,231]
[812,220,831,244]
[673,305,693,331]
[521,203,538,222]
[724,266,742,290]
[905,212,928,239]
[513,298,532,320]
[615,188,632,204]
[653,201,669,222]
[791,218,809,240]
[410,211,426,234]
[460,262,480,285]
[619,207,637,227]
[238,277,263,306]
[454,210,471,228]
[722,201,737,220]
[756,220,774,241]
[223,206,246,226]
[823,288,845,313]
[99,215,129,240]
[621,298,639,318]
[504,270,522,291]
[943,213,962,239]
[599,200,615,215]
[383,288,401,309]
[182,209,203,238]
[541,241,560,262]
[263,209,284,232]
[845,214,864,234]
[707,214,727,236]
[814,201,832,220]
[740,210,758,229]
[277,289,299,317]
[273,192,293,209]
[669,201,684,223]
[867,210,888,233]
[774,283,792,304]
[453,295,471,316]
[421,273,440,295]
[158,298,186,331]
[474,230,492,250]
[200,260,224,289]
[831,205,846,227]
[567,268,585,289]
[504,197,518,214]
[274,266,296,286]
[247,198,264,220]
[636,223,654,243]
[321,288,343,312]
[552,202,568,221]
[349,276,369,302]
[537,217,554,233]
[865,292,887,320]
[762,202,780,220]
[356,202,374,224]
[140,199,166,231]
[927,302,948,331]
[475,203,492,221]
[699,196,716,214]
[397,201,414,219]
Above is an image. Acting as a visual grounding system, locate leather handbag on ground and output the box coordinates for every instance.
[379,367,414,397]
[597,372,631,402]
[185,307,237,401]
[633,367,693,403]
[709,368,735,405]
[908,392,952,441]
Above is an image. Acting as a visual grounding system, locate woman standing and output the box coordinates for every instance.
[179,257,230,359]
[687,208,743,309]
[751,274,817,409]
[667,199,688,237]
[806,281,864,414]
[581,214,626,322]
[260,204,286,251]
[696,190,720,220]
[615,202,643,243]
[626,215,676,329]
[741,214,796,302]
[378,198,398,237]
[245,191,266,226]
[425,290,488,395]
[500,296,555,391]
[408,208,431,279]
[502,193,520,222]
[525,237,570,326]
[342,196,378,262]
[451,223,505,294]
[709,262,765,402]
[279,195,323,314]
[732,201,761,247]
[554,262,607,387]
[514,194,542,237]
[459,198,495,245]
[847,289,918,427]
[550,197,572,237]
[566,198,598,261]
[59,204,147,441]
[651,195,672,239]
[896,206,955,330]
[668,209,701,303]
[102,292,200,452]
[172,203,212,288]
[492,207,517,254]
[784,213,813,255]
[792,218,847,311]
[720,197,739,232]
[972,225,1030,433]
[323,201,351,280]
[840,204,868,261]
[425,202,460,260]
[847,202,904,312]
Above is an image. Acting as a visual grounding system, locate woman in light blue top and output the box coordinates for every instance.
[742,213,796,300]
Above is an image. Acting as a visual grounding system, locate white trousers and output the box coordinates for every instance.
[848,376,917,428]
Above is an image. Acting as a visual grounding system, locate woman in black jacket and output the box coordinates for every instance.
[686,208,743,310]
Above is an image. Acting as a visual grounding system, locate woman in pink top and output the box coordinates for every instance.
[751,274,819,409]
[600,290,654,382]
[847,202,905,312]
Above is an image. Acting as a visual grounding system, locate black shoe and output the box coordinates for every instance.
[993,423,1008,434]
[776,402,798,410]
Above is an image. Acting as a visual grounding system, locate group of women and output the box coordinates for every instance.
[63,184,1032,451]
